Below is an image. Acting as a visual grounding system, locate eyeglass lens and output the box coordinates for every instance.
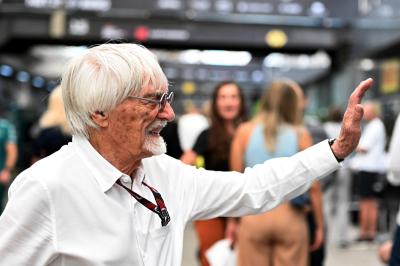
[160,92,174,110]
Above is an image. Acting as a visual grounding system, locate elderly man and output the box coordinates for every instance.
[0,43,372,266]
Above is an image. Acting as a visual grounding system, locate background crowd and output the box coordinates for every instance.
[1,72,400,266]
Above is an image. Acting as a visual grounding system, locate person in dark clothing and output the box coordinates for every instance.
[32,127,72,160]
[159,120,183,159]
[31,86,71,164]
[181,81,247,266]
[305,117,329,266]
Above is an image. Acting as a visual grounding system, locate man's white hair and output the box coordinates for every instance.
[61,43,168,138]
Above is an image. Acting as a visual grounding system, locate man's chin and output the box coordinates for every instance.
[143,136,167,156]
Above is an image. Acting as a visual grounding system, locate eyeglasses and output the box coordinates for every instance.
[128,91,174,111]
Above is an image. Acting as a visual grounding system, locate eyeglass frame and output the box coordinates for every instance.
[127,91,174,111]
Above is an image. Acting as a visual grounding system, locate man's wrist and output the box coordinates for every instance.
[328,138,345,163]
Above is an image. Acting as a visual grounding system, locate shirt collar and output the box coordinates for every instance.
[72,135,146,192]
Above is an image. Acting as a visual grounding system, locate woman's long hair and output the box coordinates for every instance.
[208,81,247,164]
[260,80,302,152]
[39,86,71,134]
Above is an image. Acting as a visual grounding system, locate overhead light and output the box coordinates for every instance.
[47,80,59,92]
[359,58,375,71]
[200,50,252,66]
[265,30,288,48]
[263,51,331,69]
[178,50,202,64]
[16,71,30,83]
[0,65,13,77]
[32,76,46,88]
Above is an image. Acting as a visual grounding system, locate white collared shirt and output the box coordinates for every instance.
[0,136,339,266]
[350,118,386,173]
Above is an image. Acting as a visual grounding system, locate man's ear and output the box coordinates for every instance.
[91,111,109,128]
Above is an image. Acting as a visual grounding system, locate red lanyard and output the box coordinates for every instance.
[116,178,170,227]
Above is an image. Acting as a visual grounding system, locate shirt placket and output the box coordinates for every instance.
[129,173,154,264]
[118,175,147,265]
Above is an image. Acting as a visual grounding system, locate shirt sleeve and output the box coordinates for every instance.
[0,173,56,265]
[5,120,17,143]
[181,140,340,221]
[358,120,383,151]
[388,115,400,185]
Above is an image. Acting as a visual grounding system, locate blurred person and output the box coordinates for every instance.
[178,100,209,152]
[351,101,386,242]
[180,81,247,266]
[294,86,332,266]
[201,99,212,122]
[159,119,183,159]
[303,115,327,266]
[323,107,351,248]
[229,80,323,266]
[297,87,327,266]
[0,43,372,265]
[379,240,393,265]
[387,113,400,265]
[323,107,343,140]
[31,86,72,164]
[0,117,17,214]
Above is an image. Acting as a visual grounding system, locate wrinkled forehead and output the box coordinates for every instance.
[140,73,169,96]
[140,82,168,97]
[138,61,169,96]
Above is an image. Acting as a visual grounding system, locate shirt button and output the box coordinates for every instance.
[121,176,131,183]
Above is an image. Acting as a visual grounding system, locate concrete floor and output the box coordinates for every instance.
[182,223,386,266]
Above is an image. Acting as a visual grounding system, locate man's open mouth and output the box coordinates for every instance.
[148,129,161,136]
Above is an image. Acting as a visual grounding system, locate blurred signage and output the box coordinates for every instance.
[381,59,400,94]
[161,62,264,85]
[118,0,357,19]
[77,19,338,49]
[1,0,347,50]
[132,26,190,41]
[23,0,112,12]
[359,0,400,18]
[2,0,357,19]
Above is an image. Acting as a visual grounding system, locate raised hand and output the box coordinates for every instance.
[331,78,373,159]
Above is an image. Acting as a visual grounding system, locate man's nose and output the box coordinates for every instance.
[157,102,175,122]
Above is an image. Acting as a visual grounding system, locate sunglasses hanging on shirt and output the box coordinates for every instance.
[116,178,170,227]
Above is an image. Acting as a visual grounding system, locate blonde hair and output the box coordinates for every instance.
[39,86,70,134]
[259,79,302,152]
[364,100,381,116]
[61,43,168,138]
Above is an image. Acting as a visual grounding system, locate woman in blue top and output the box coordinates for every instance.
[228,80,324,266]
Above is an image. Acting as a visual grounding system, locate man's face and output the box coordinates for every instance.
[105,85,175,159]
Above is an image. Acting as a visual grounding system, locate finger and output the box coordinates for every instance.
[349,78,373,106]
[349,103,365,124]
[355,103,364,116]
